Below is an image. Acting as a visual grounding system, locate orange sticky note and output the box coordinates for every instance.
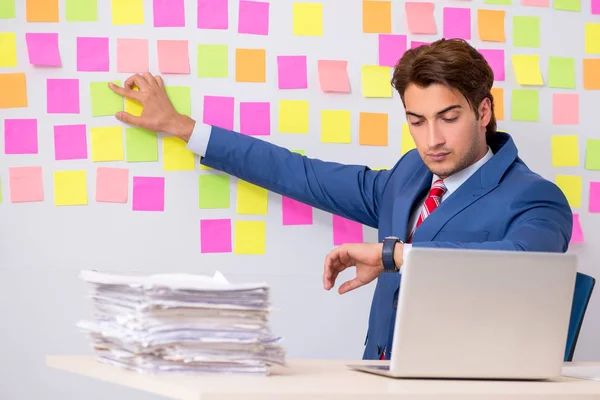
[491,87,504,120]
[235,48,266,82]
[583,58,600,90]
[477,9,505,42]
[26,0,59,22]
[363,0,391,33]
[359,112,388,146]
[0,73,27,108]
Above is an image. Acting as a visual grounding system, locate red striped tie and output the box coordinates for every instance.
[380,179,446,360]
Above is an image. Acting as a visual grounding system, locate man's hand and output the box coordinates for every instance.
[108,73,195,141]
[323,242,403,294]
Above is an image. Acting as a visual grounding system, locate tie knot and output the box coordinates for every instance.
[429,179,446,198]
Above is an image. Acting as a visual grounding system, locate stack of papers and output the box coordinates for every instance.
[76,270,286,375]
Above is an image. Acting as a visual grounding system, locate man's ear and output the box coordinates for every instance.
[479,97,492,127]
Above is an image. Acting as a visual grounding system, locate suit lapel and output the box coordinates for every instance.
[391,164,432,241]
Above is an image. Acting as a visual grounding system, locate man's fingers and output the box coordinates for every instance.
[154,75,164,89]
[108,83,143,101]
[124,73,150,91]
[142,72,158,87]
[115,111,143,126]
[339,278,363,295]
[323,249,344,290]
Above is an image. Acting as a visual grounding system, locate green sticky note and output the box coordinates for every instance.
[165,86,191,117]
[511,90,538,122]
[485,0,511,4]
[548,57,576,89]
[0,177,3,202]
[197,44,228,78]
[199,174,230,209]
[90,81,124,116]
[125,127,158,162]
[66,0,98,21]
[513,16,540,48]
[0,0,15,19]
[585,139,600,170]
[291,150,305,156]
[554,0,580,11]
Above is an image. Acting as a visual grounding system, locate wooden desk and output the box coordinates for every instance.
[46,355,600,400]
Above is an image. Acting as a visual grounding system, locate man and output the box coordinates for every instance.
[108,38,572,361]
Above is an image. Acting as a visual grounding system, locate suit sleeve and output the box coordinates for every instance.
[197,126,393,229]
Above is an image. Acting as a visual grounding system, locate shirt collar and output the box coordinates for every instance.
[432,146,494,197]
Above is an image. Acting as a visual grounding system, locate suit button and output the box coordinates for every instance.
[376,345,381,354]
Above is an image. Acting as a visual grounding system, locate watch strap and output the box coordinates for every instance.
[382,237,400,272]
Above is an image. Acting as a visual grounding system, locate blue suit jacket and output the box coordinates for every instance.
[200,127,573,360]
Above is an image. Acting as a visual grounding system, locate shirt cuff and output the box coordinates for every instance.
[185,122,212,157]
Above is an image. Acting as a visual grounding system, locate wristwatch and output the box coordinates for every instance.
[382,236,403,272]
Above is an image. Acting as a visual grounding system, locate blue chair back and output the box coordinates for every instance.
[564,272,595,361]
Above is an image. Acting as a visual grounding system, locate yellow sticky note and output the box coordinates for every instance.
[54,170,88,206]
[163,137,195,171]
[237,180,268,215]
[555,174,582,208]
[0,32,17,68]
[125,86,142,117]
[234,220,266,254]
[293,2,323,36]
[512,55,543,86]
[111,0,144,25]
[361,66,392,98]
[551,135,579,167]
[401,123,416,155]
[321,110,351,143]
[90,126,124,162]
[278,100,309,134]
[585,23,600,55]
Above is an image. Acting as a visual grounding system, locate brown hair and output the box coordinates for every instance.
[391,38,497,139]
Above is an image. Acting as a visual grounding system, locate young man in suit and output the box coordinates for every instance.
[108,38,572,360]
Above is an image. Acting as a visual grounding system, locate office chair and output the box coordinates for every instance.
[564,272,595,362]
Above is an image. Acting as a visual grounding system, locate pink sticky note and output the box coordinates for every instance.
[238,0,269,35]
[571,214,584,243]
[54,124,88,160]
[117,39,149,73]
[443,7,471,40]
[521,0,549,6]
[333,215,363,245]
[25,33,61,66]
[4,119,38,155]
[77,37,109,72]
[593,0,600,14]
[9,166,44,203]
[132,177,165,211]
[153,0,185,27]
[317,60,351,93]
[203,95,234,130]
[553,93,579,125]
[282,197,313,225]
[240,102,270,136]
[478,49,505,81]
[200,219,232,253]
[379,35,407,67]
[405,2,437,34]
[277,56,308,89]
[47,78,80,114]
[198,0,228,29]
[96,167,128,203]
[589,182,600,212]
[411,41,429,49]
[157,40,190,74]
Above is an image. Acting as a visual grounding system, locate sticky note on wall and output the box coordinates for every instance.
[153,0,185,27]
[77,37,109,72]
[117,38,149,73]
[234,220,266,254]
[199,174,230,209]
[237,180,268,214]
[405,2,436,34]
[0,32,17,67]
[0,0,16,19]
[585,139,600,170]
[589,182,600,213]
[333,215,363,245]
[293,2,322,36]
[571,214,584,243]
[236,48,266,82]
[201,219,232,253]
[54,170,88,206]
[90,126,124,162]
[551,135,579,167]
[511,89,539,121]
[361,66,392,98]
[27,0,58,22]
[585,23,600,54]
[478,49,505,81]
[321,110,351,143]
[490,87,504,120]
[95,167,128,203]
[157,40,190,74]
[555,175,582,208]
[163,137,195,171]
[278,100,309,134]
[359,112,388,146]
[111,0,144,25]
[197,44,228,78]
[513,16,540,47]
[198,0,228,29]
[282,197,313,225]
[443,7,471,40]
[363,0,391,33]
[125,127,157,162]
[25,33,61,66]
[583,58,600,90]
[165,86,191,116]
[240,102,270,136]
[54,124,88,160]
[66,0,98,21]
[317,60,350,93]
[512,55,543,86]
[552,93,579,125]
[132,176,165,211]
[277,56,308,89]
[90,81,124,116]
[554,0,580,11]
[203,95,234,130]
[478,9,505,42]
[0,73,27,108]
[47,79,80,114]
[9,166,43,203]
[238,0,270,35]
[548,57,576,89]
[4,119,38,155]
[378,34,406,67]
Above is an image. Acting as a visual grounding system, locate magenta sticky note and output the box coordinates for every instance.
[117,39,149,73]
[277,56,307,89]
[240,102,270,136]
[132,176,165,211]
[198,0,228,29]
[405,2,437,34]
[478,49,505,81]
[238,0,269,35]
[77,37,109,72]
[25,33,61,66]
[157,40,190,74]
[200,219,232,253]
[9,166,44,203]
[593,0,600,13]
[379,34,407,67]
[333,215,363,245]
[282,197,313,225]
[4,119,38,155]
[521,0,549,6]
[317,60,351,93]
[203,95,234,130]
[552,93,578,125]
[571,214,584,243]
[153,0,185,27]
[589,182,600,212]
[443,7,471,40]
[54,124,88,160]
[411,41,429,49]
[47,78,80,114]
[96,167,128,203]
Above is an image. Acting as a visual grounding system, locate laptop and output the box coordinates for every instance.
[348,247,578,380]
